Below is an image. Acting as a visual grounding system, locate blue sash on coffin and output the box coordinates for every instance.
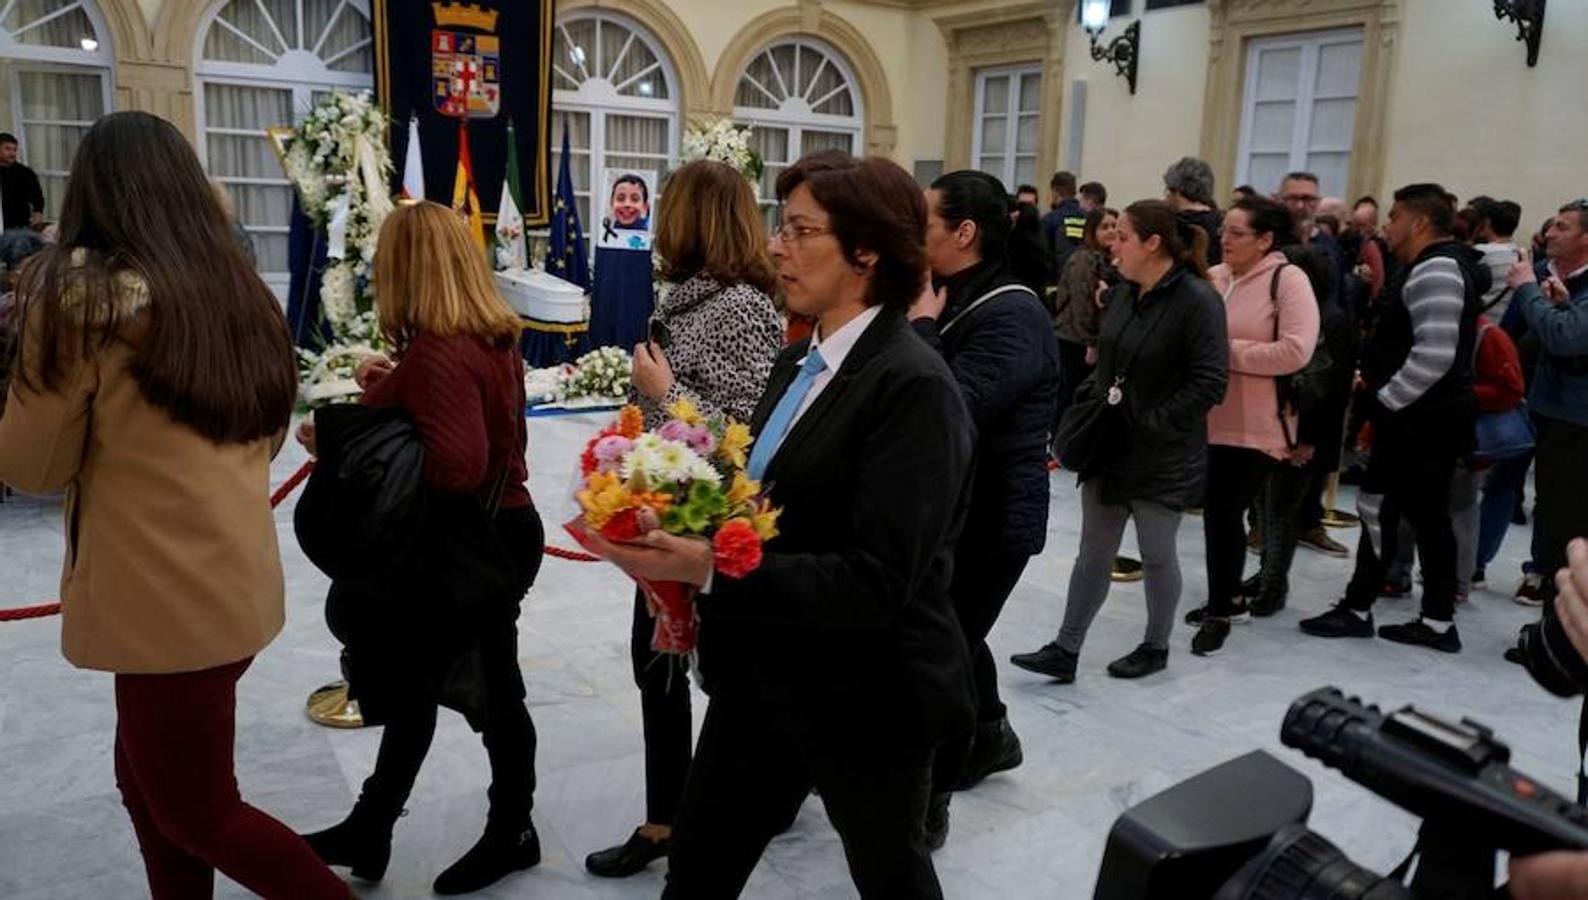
[588,244,653,351]
[285,198,332,348]
[520,323,588,367]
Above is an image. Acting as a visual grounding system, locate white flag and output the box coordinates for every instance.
[495,177,525,270]
[400,116,425,200]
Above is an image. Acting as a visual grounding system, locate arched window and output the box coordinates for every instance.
[733,38,862,226]
[550,10,678,235]
[0,0,114,221]
[195,0,374,293]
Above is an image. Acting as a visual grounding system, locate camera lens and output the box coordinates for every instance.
[1519,618,1588,697]
[1215,824,1412,900]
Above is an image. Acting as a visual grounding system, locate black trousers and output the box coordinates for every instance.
[360,506,544,827]
[1533,416,1588,608]
[1252,461,1316,603]
[931,542,1031,793]
[1204,446,1277,615]
[630,589,692,826]
[664,698,941,899]
[1343,417,1462,621]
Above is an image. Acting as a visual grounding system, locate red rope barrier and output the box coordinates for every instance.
[5,458,600,622]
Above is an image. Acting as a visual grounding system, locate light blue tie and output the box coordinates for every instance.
[747,347,827,482]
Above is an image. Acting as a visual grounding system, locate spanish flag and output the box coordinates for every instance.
[452,121,486,249]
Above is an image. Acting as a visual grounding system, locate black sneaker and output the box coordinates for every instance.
[1378,619,1462,653]
[1299,605,1374,638]
[1184,603,1250,626]
[1191,618,1232,656]
[1107,644,1168,679]
[1010,642,1078,683]
[1250,590,1288,618]
[1504,645,1526,665]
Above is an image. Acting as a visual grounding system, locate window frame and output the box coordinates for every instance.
[970,62,1041,191]
[1234,27,1364,198]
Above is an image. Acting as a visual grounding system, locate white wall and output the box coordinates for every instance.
[1381,0,1588,234]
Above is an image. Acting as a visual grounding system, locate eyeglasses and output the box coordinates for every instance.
[771,223,834,244]
[1281,194,1321,205]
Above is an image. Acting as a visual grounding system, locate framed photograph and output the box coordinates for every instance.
[596,168,655,251]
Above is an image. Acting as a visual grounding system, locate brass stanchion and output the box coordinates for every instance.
[1320,472,1359,528]
[306,680,366,728]
[1111,555,1144,583]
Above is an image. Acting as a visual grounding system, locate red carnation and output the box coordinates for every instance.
[713,519,763,579]
[601,507,643,542]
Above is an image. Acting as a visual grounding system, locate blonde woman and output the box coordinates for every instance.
[298,201,545,896]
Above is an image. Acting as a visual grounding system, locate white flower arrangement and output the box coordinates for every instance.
[552,346,632,403]
[681,119,763,184]
[282,92,395,407]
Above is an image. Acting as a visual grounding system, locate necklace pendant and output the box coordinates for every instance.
[1106,384,1124,406]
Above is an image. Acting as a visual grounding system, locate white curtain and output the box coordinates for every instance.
[15,68,105,220]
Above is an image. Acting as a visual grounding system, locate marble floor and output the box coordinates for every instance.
[0,411,1578,899]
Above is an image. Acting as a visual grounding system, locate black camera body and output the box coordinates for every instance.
[1096,688,1588,899]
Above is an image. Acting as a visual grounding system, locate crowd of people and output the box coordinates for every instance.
[2,108,1588,899]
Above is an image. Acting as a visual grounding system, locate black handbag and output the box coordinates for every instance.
[1053,295,1166,476]
[1269,263,1333,421]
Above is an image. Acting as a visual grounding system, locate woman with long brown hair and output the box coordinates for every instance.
[586,158,783,879]
[0,112,348,898]
[1012,200,1227,682]
[298,200,545,895]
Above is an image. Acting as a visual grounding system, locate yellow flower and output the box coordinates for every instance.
[749,499,781,541]
[726,471,759,506]
[576,470,633,528]
[719,422,752,468]
[667,398,704,426]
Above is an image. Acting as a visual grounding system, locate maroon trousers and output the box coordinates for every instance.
[113,657,350,900]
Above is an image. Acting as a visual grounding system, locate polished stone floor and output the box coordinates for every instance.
[0,411,1578,899]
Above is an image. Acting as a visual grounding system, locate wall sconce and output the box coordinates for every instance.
[1081,0,1140,95]
[1493,0,1546,67]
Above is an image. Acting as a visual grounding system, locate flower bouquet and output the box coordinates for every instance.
[565,401,780,655]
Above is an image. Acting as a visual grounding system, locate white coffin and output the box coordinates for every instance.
[495,267,588,323]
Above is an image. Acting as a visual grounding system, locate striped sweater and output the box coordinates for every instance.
[1377,254,1469,412]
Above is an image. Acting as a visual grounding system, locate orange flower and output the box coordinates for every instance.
[616,405,644,439]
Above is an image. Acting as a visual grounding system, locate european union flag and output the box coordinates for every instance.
[546,123,589,289]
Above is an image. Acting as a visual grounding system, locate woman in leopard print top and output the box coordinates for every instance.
[588,160,782,880]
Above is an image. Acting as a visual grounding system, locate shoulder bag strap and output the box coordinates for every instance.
[940,284,1038,335]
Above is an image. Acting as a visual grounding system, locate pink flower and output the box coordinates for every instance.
[657,420,693,443]
[685,426,716,455]
[593,435,633,470]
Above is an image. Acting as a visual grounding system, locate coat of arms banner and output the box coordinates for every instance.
[374,0,553,225]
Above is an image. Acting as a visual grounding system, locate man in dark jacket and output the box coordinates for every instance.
[0,134,45,231]
[911,171,1061,843]
[1302,184,1484,653]
[1043,170,1086,276]
[1164,156,1223,266]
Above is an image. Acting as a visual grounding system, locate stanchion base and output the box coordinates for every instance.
[1321,509,1360,529]
[306,681,366,729]
[1111,556,1145,583]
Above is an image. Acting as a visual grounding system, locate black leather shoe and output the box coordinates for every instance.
[1106,643,1168,678]
[1250,589,1288,617]
[924,793,951,851]
[585,828,670,878]
[433,822,541,895]
[1010,642,1078,683]
[301,799,404,882]
[954,718,1023,790]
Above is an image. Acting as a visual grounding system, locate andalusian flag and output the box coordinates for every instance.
[452,121,486,249]
[494,120,525,267]
[400,115,425,200]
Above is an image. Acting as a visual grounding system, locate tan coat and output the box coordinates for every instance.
[0,269,285,674]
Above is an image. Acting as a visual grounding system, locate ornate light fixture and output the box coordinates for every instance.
[1081,0,1140,95]
[1493,0,1546,67]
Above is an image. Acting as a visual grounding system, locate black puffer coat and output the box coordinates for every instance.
[914,259,1062,556]
[1086,265,1228,510]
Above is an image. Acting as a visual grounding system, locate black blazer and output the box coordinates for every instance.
[697,306,977,750]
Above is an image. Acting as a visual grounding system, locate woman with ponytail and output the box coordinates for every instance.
[909,169,1061,845]
[1012,200,1227,683]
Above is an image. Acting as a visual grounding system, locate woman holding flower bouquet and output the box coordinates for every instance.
[298,201,546,896]
[581,150,976,898]
[585,159,783,879]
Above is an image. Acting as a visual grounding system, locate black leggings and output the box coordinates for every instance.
[1204,446,1277,615]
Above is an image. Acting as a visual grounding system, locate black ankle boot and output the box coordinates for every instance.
[954,717,1023,790]
[433,820,541,895]
[301,798,404,882]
